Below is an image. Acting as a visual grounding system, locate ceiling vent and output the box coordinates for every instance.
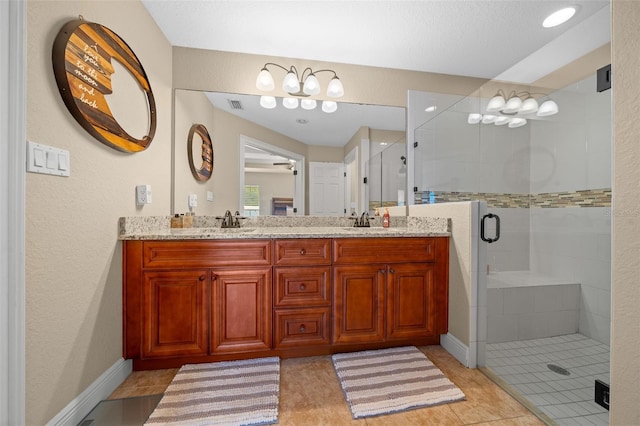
[227,99,243,110]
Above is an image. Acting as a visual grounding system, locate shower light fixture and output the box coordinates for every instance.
[484,89,558,117]
[256,62,344,113]
[467,113,529,129]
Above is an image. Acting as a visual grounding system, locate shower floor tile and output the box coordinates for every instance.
[486,333,609,426]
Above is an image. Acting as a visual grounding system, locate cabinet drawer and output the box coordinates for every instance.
[143,240,271,268]
[274,266,330,307]
[333,237,436,264]
[274,239,331,266]
[273,308,330,348]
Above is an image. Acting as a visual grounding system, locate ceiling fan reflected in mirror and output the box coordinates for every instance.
[273,159,296,170]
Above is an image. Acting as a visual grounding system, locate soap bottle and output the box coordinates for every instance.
[383,208,390,228]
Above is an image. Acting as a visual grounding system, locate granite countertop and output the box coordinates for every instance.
[118,215,451,240]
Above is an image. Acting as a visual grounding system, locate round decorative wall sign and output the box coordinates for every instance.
[52,17,156,153]
[187,124,214,182]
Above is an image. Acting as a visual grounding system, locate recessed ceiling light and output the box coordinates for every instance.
[425,105,437,112]
[543,7,576,28]
[296,119,308,125]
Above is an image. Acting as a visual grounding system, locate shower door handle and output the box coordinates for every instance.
[481,213,500,243]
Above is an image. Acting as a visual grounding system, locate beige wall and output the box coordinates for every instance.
[611,0,640,422]
[26,1,173,424]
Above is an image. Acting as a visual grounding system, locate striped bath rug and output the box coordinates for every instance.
[145,357,280,426]
[332,346,465,419]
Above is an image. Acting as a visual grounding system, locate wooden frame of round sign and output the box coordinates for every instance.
[187,124,214,182]
[52,17,157,153]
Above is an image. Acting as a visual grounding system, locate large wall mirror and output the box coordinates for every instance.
[172,89,405,216]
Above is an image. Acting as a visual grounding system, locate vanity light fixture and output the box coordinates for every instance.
[256,62,344,113]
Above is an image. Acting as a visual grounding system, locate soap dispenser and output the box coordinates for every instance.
[383,208,390,228]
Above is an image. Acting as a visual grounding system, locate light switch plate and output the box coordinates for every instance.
[27,140,70,177]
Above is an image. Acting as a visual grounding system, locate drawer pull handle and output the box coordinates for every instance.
[199,274,206,281]
[299,324,306,333]
[299,283,306,291]
[299,249,306,255]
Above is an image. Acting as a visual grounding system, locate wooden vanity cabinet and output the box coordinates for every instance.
[272,239,331,348]
[123,240,271,367]
[123,236,449,369]
[332,237,448,346]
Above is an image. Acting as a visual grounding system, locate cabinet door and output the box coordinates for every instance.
[142,270,208,358]
[386,263,436,340]
[211,267,272,353]
[332,265,385,344]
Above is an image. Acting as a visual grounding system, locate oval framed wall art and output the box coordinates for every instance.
[187,123,214,182]
[52,17,157,153]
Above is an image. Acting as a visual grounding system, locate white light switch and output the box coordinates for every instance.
[26,140,70,177]
[33,149,45,167]
[46,151,57,169]
[58,153,68,171]
[207,191,214,202]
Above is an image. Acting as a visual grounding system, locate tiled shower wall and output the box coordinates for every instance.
[412,74,611,345]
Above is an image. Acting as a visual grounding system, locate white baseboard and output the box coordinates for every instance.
[440,333,470,367]
[46,358,132,426]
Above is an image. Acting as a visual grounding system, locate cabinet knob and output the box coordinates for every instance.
[299,324,306,333]
[389,268,395,274]
[299,248,306,255]
[199,274,206,281]
[211,272,217,281]
[299,283,306,291]
[379,269,386,274]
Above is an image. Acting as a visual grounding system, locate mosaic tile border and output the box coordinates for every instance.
[413,188,611,208]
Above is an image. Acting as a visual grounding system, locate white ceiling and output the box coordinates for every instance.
[145,0,611,146]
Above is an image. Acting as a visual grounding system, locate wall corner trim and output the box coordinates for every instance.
[441,333,470,367]
[46,358,132,426]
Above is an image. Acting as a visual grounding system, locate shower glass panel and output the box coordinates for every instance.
[412,75,611,425]
[367,137,407,212]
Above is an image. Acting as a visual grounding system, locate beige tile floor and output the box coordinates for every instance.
[109,346,546,425]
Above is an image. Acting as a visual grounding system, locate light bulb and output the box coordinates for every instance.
[326,77,344,98]
[482,115,497,124]
[520,97,539,114]
[282,71,300,93]
[282,98,299,109]
[468,113,482,124]
[321,101,337,113]
[536,100,559,117]
[256,68,275,91]
[494,116,510,126]
[301,99,317,110]
[508,118,527,128]
[502,96,523,113]
[302,74,320,96]
[259,95,276,109]
[486,94,505,112]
